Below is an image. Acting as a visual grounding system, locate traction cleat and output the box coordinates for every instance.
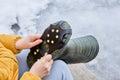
[27,20,72,68]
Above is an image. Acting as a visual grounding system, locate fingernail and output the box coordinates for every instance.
[45,52,48,55]
[39,39,43,42]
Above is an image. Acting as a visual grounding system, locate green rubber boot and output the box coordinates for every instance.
[27,21,99,68]
[57,35,99,64]
[27,21,72,68]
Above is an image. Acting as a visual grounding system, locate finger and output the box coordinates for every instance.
[50,59,53,65]
[30,39,42,47]
[45,54,52,62]
[37,57,45,65]
[34,34,42,39]
[44,64,51,75]
[44,52,48,56]
[29,34,42,41]
[46,60,53,72]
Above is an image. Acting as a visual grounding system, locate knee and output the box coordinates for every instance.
[50,60,70,75]
[53,60,68,69]
[50,60,73,80]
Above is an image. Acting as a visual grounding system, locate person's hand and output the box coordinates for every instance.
[29,53,53,78]
[15,34,42,50]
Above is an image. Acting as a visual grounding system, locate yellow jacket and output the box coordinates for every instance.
[0,34,41,80]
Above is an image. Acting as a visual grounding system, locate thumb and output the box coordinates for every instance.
[30,39,42,47]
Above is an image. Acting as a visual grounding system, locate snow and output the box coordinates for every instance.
[0,0,120,80]
[0,0,50,35]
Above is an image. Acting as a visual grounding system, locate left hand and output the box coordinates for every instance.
[30,53,53,78]
[15,34,42,50]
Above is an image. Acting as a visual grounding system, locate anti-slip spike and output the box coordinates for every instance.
[27,20,72,68]
[27,21,99,68]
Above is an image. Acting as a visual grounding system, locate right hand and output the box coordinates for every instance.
[15,34,42,50]
[29,53,53,78]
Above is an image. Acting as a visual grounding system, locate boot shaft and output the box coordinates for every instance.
[58,35,99,64]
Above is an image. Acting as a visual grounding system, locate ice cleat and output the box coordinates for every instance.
[27,21,72,68]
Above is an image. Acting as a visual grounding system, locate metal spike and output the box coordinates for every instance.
[36,49,39,52]
[56,35,59,39]
[47,40,50,43]
[34,52,37,55]
[56,29,59,33]
[47,34,50,37]
[51,40,54,44]
[51,29,55,32]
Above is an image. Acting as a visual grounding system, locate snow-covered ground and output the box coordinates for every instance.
[0,0,120,80]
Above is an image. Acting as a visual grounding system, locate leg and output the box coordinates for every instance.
[16,50,73,80]
[43,60,73,80]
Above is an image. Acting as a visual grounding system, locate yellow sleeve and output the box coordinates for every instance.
[0,34,22,54]
[0,67,9,80]
[0,36,41,80]
[0,58,18,80]
[20,72,42,80]
[0,44,18,80]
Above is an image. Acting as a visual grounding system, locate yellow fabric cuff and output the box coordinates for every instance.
[13,36,22,54]
[0,34,22,54]
[20,72,41,80]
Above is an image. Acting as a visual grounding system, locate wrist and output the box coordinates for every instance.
[29,70,42,78]
[15,38,23,50]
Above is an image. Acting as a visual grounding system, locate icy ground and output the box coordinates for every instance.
[0,0,120,80]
